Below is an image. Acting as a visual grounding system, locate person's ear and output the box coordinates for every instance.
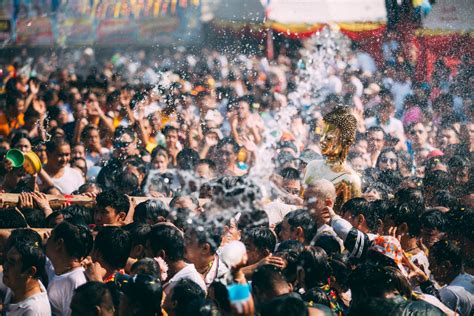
[158,249,166,260]
[296,226,304,242]
[356,214,365,226]
[377,219,384,235]
[24,266,37,279]
[134,244,144,258]
[201,243,211,255]
[263,249,271,257]
[118,211,127,222]
[398,222,409,236]
[95,305,102,315]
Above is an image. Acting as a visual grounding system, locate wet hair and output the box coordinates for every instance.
[349,263,412,304]
[94,226,131,270]
[186,214,225,255]
[176,148,201,171]
[96,189,130,215]
[432,191,460,210]
[123,222,151,249]
[279,167,300,180]
[45,137,70,153]
[313,235,341,257]
[114,126,136,141]
[252,264,289,300]
[9,238,46,279]
[285,209,316,244]
[216,137,240,153]
[121,274,163,316]
[72,282,114,316]
[197,158,216,171]
[430,240,462,270]
[169,194,200,211]
[171,279,206,316]
[10,133,31,149]
[134,200,169,224]
[61,205,94,226]
[245,227,277,254]
[424,170,452,191]
[114,171,141,196]
[341,198,369,217]
[19,208,46,228]
[390,203,422,236]
[147,224,184,261]
[0,208,28,228]
[275,240,305,284]
[394,188,425,212]
[184,298,222,316]
[420,209,447,232]
[365,200,392,232]
[130,258,161,278]
[260,293,308,316]
[162,125,179,136]
[237,209,270,233]
[297,247,331,289]
[52,221,93,260]
[151,146,169,160]
[367,126,386,136]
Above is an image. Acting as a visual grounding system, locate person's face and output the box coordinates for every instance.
[2,247,29,291]
[219,144,237,166]
[439,129,459,147]
[349,156,367,175]
[367,131,385,153]
[172,197,198,213]
[195,163,213,179]
[114,133,136,158]
[468,123,474,144]
[378,151,397,171]
[278,219,296,242]
[152,154,168,171]
[378,103,394,122]
[184,230,203,264]
[354,139,368,155]
[35,144,47,163]
[16,99,26,113]
[362,188,382,202]
[420,226,445,248]
[237,101,250,120]
[320,122,343,157]
[244,239,265,265]
[282,179,301,197]
[72,145,85,159]
[94,206,123,227]
[150,113,162,132]
[303,186,325,215]
[451,167,469,184]
[165,130,178,148]
[49,144,71,168]
[86,129,101,150]
[14,138,31,153]
[409,123,428,147]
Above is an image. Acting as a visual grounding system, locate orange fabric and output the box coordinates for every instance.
[0,112,25,137]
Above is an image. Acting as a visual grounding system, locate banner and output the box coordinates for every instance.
[0,0,201,46]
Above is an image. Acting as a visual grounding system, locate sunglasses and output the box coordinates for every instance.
[409,129,424,135]
[113,140,132,148]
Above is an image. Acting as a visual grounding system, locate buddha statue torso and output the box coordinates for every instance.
[304,106,362,209]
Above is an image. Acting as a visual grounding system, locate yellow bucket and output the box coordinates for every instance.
[23,151,42,175]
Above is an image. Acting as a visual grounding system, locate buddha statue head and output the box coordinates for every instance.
[320,106,357,163]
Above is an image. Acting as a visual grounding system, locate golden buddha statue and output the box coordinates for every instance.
[304,106,362,210]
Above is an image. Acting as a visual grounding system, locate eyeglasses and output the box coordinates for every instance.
[113,140,132,148]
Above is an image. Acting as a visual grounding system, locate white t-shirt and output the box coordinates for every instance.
[439,273,474,316]
[3,281,51,316]
[163,263,207,295]
[50,167,85,194]
[365,116,406,143]
[204,256,230,287]
[47,267,87,316]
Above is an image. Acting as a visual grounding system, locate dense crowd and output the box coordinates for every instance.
[0,32,472,316]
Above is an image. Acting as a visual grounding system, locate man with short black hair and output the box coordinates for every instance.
[367,126,386,167]
[90,226,132,283]
[2,238,51,315]
[94,190,130,226]
[70,281,115,316]
[163,278,206,316]
[278,209,316,246]
[46,221,93,316]
[146,223,206,294]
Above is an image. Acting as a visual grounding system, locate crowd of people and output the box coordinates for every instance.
[0,30,472,316]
